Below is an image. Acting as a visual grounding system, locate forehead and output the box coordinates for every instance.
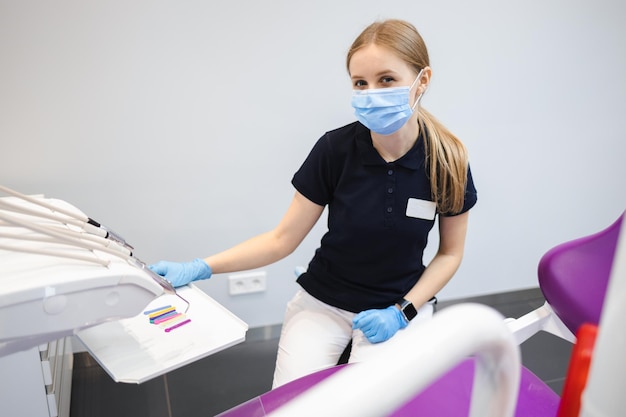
[348,43,412,77]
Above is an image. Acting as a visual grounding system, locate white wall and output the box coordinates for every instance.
[1,0,625,328]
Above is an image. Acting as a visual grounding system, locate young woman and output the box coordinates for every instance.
[150,19,477,388]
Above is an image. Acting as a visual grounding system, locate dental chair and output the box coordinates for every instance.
[217,211,624,417]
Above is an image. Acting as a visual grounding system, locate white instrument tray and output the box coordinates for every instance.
[76,284,248,384]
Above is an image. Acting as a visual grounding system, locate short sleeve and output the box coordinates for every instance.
[291,134,335,207]
[441,164,478,216]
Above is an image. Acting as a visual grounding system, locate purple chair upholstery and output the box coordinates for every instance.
[218,212,623,417]
[217,360,559,417]
[538,213,623,334]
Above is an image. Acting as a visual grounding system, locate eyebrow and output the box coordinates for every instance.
[350,69,400,81]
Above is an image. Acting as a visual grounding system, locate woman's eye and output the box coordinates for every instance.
[381,76,395,84]
[354,80,367,88]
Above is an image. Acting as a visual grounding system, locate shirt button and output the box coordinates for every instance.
[388,170,394,175]
[387,188,394,194]
[387,207,393,213]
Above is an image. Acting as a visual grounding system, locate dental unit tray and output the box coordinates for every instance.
[76,285,247,383]
[0,185,248,383]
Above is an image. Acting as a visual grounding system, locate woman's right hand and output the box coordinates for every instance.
[148,258,212,288]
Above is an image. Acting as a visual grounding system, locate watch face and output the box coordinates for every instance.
[401,299,418,321]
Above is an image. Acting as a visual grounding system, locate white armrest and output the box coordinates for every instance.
[268,303,521,417]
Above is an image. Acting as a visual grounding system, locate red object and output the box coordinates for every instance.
[557,323,598,417]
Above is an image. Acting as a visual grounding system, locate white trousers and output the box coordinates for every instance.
[272,289,434,388]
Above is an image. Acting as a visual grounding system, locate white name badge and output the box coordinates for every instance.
[406,198,436,220]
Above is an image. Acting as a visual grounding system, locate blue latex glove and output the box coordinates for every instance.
[352,305,408,344]
[148,258,212,288]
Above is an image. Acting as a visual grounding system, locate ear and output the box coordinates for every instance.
[417,66,432,96]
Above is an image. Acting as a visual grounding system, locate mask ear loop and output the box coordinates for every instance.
[410,68,428,111]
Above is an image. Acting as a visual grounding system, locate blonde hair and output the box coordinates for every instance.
[347,19,469,214]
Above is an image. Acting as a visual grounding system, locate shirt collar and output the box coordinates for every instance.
[355,122,425,170]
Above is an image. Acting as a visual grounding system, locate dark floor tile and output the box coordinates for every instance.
[546,378,566,395]
[166,338,279,417]
[70,352,170,417]
[520,331,573,395]
[437,288,545,316]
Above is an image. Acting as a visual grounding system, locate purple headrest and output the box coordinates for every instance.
[538,212,624,334]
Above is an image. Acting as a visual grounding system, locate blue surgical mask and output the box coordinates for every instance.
[351,70,424,135]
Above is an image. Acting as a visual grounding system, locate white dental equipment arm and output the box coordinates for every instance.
[0,184,133,250]
[0,184,179,357]
[0,184,176,290]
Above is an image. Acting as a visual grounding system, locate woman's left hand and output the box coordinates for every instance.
[352,305,408,343]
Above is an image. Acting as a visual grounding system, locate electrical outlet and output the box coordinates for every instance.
[228,271,267,295]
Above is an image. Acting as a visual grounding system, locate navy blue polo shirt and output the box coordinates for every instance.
[292,121,477,313]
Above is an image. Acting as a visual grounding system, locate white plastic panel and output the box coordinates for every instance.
[0,346,51,417]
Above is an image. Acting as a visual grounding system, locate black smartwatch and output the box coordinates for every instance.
[398,298,418,322]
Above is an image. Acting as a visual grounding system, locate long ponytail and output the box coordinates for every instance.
[418,107,469,214]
